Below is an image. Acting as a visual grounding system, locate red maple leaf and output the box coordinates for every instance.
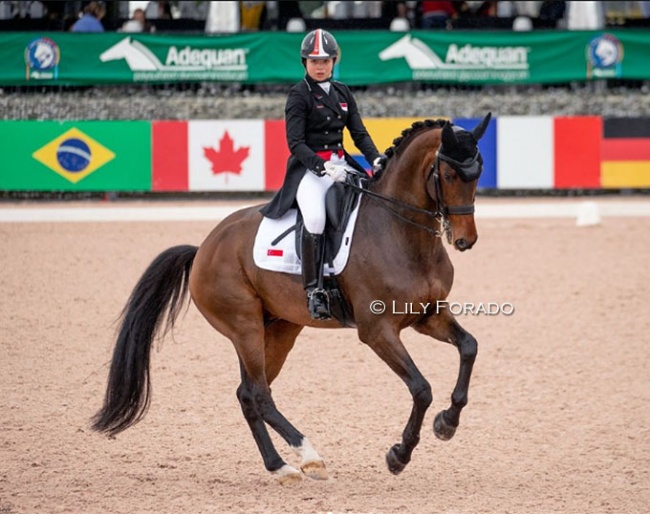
[203,131,250,179]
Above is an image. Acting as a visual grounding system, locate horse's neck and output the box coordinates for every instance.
[375,132,438,210]
[359,130,443,256]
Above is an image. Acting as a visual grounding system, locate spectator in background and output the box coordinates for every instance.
[277,0,302,31]
[472,0,497,17]
[145,0,172,20]
[538,1,566,27]
[71,1,105,32]
[240,1,266,31]
[381,1,409,27]
[421,1,457,28]
[121,7,153,33]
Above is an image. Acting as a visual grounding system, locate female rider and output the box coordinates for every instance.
[261,29,382,320]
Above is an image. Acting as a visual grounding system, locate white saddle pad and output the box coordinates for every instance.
[253,202,361,276]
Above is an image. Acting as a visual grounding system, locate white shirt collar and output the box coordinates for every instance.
[318,81,331,94]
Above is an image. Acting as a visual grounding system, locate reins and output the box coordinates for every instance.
[345,153,476,240]
[345,178,448,238]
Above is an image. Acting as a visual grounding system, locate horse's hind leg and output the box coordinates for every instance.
[236,360,302,485]
[235,319,326,483]
[264,319,327,480]
[414,307,478,441]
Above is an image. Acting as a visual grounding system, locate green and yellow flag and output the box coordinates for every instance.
[0,121,151,191]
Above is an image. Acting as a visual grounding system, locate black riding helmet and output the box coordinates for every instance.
[300,29,339,66]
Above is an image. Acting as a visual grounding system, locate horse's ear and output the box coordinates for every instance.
[441,122,458,149]
[472,112,492,141]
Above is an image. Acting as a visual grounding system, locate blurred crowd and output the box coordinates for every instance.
[0,1,649,32]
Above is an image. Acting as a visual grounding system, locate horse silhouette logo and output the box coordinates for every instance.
[379,34,445,69]
[100,37,162,71]
[100,37,246,75]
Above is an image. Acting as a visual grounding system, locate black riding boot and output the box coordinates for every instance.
[301,231,330,320]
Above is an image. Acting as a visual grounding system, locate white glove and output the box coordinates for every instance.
[323,162,347,183]
[372,154,386,175]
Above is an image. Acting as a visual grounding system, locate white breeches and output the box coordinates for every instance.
[296,170,335,234]
[297,154,352,235]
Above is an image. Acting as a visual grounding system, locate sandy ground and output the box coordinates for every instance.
[1,199,649,514]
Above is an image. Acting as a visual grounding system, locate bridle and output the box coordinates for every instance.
[346,149,481,241]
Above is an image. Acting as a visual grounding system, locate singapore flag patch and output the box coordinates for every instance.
[339,102,348,112]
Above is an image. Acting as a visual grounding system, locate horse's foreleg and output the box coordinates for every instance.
[358,323,432,475]
[414,308,478,441]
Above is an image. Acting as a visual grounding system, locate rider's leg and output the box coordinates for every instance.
[296,171,333,320]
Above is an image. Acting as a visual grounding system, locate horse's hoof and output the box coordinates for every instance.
[434,410,457,441]
[301,460,329,480]
[385,444,407,475]
[273,464,303,486]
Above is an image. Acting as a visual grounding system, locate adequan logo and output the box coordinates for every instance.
[99,37,249,82]
[32,128,115,183]
[379,34,530,82]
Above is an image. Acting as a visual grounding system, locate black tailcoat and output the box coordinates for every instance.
[260,75,380,219]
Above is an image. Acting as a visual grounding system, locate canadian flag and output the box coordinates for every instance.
[189,120,265,192]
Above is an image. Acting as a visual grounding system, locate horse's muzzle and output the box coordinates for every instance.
[454,237,475,252]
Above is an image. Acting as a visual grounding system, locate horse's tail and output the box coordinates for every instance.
[91,244,198,436]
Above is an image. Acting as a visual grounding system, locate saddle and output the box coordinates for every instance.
[272,172,368,327]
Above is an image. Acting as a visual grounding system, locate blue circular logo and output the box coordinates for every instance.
[25,37,60,71]
[587,34,622,69]
[57,139,91,172]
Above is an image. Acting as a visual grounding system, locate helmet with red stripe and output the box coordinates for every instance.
[300,29,339,61]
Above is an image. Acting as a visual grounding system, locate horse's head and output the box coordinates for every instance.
[427,113,491,252]
[100,37,132,63]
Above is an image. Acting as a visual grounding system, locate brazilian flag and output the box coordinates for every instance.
[0,121,151,191]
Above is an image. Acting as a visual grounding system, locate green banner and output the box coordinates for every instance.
[2,30,649,86]
[0,121,151,191]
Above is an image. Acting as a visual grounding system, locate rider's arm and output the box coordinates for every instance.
[341,85,381,166]
[285,89,327,176]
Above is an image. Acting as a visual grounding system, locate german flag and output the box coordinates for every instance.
[601,118,650,188]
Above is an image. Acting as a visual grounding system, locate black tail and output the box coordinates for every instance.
[91,244,198,436]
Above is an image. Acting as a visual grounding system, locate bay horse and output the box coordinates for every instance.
[92,113,492,484]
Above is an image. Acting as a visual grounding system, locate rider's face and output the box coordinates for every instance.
[306,58,334,82]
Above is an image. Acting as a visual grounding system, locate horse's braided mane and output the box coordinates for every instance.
[368,118,448,183]
[383,118,448,160]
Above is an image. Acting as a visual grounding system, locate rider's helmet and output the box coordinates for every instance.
[300,29,339,62]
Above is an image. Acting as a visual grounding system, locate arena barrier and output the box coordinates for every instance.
[7,30,650,86]
[0,116,649,192]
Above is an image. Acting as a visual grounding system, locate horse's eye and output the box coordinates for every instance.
[443,172,453,182]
